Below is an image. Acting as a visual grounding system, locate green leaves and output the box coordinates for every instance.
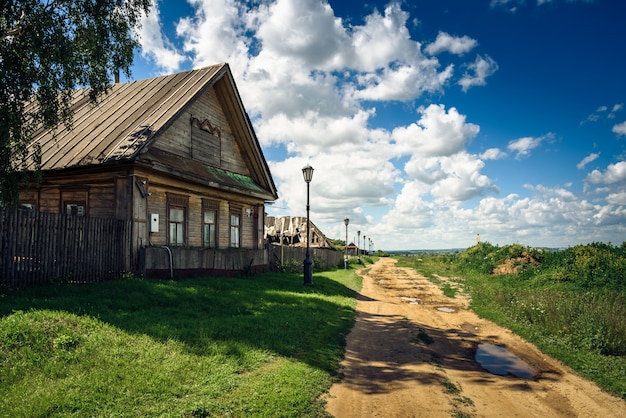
[0,0,152,204]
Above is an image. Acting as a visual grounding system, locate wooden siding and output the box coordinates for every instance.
[137,180,263,251]
[152,86,250,177]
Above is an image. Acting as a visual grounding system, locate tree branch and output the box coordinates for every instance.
[1,10,26,40]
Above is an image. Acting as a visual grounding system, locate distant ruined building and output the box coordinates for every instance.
[264,216,335,249]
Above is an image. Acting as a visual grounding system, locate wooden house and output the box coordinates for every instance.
[264,216,335,249]
[18,63,278,278]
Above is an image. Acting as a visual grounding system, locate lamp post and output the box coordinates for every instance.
[344,218,349,269]
[357,230,361,264]
[363,235,366,255]
[302,164,314,285]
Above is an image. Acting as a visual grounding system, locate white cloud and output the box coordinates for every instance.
[489,0,522,10]
[480,148,507,160]
[137,4,187,73]
[392,104,480,157]
[255,109,378,156]
[425,32,478,55]
[526,184,577,202]
[612,121,626,137]
[607,191,626,205]
[254,0,348,69]
[402,151,497,203]
[430,152,497,202]
[176,0,251,72]
[129,0,626,250]
[586,161,626,185]
[458,55,498,92]
[577,152,599,170]
[507,133,552,159]
[353,62,453,101]
[583,103,624,124]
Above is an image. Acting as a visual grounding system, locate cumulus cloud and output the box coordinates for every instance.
[402,151,497,203]
[425,32,478,55]
[458,55,498,92]
[392,104,480,157]
[586,161,626,185]
[613,121,626,137]
[429,152,497,202]
[136,4,187,73]
[254,0,348,69]
[175,0,251,72]
[129,0,626,250]
[606,191,626,205]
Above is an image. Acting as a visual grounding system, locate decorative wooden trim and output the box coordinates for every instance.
[167,193,188,207]
[202,198,219,210]
[190,116,222,139]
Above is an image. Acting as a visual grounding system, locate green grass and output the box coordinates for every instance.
[0,268,362,417]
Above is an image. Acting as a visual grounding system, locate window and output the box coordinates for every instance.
[230,213,241,248]
[169,206,185,246]
[19,202,36,212]
[202,199,219,248]
[65,202,85,216]
[61,188,88,216]
[203,211,216,248]
[168,194,188,246]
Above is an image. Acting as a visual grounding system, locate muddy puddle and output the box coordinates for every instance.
[475,343,535,378]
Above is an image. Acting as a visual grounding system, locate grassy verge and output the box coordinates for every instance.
[0,267,362,417]
[396,253,626,401]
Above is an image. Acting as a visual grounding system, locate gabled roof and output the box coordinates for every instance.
[27,63,277,199]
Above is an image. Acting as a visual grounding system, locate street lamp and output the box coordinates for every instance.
[344,218,349,269]
[363,235,366,255]
[357,230,361,264]
[302,164,314,285]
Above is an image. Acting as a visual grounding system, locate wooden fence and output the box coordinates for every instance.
[267,244,344,272]
[1,207,345,288]
[141,247,268,279]
[140,245,344,278]
[0,208,130,288]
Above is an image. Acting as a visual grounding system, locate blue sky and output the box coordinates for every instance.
[129,0,626,250]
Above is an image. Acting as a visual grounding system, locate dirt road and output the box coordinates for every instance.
[325,257,626,417]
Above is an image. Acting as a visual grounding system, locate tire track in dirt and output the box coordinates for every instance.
[324,257,626,417]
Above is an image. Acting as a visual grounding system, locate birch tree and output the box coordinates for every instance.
[0,0,151,204]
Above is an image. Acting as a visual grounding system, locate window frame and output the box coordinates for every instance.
[64,201,86,217]
[229,207,242,248]
[202,199,219,249]
[167,194,188,247]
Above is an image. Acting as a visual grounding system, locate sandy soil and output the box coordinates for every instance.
[325,257,626,417]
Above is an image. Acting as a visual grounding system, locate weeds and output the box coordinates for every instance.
[441,379,461,395]
[397,241,626,400]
